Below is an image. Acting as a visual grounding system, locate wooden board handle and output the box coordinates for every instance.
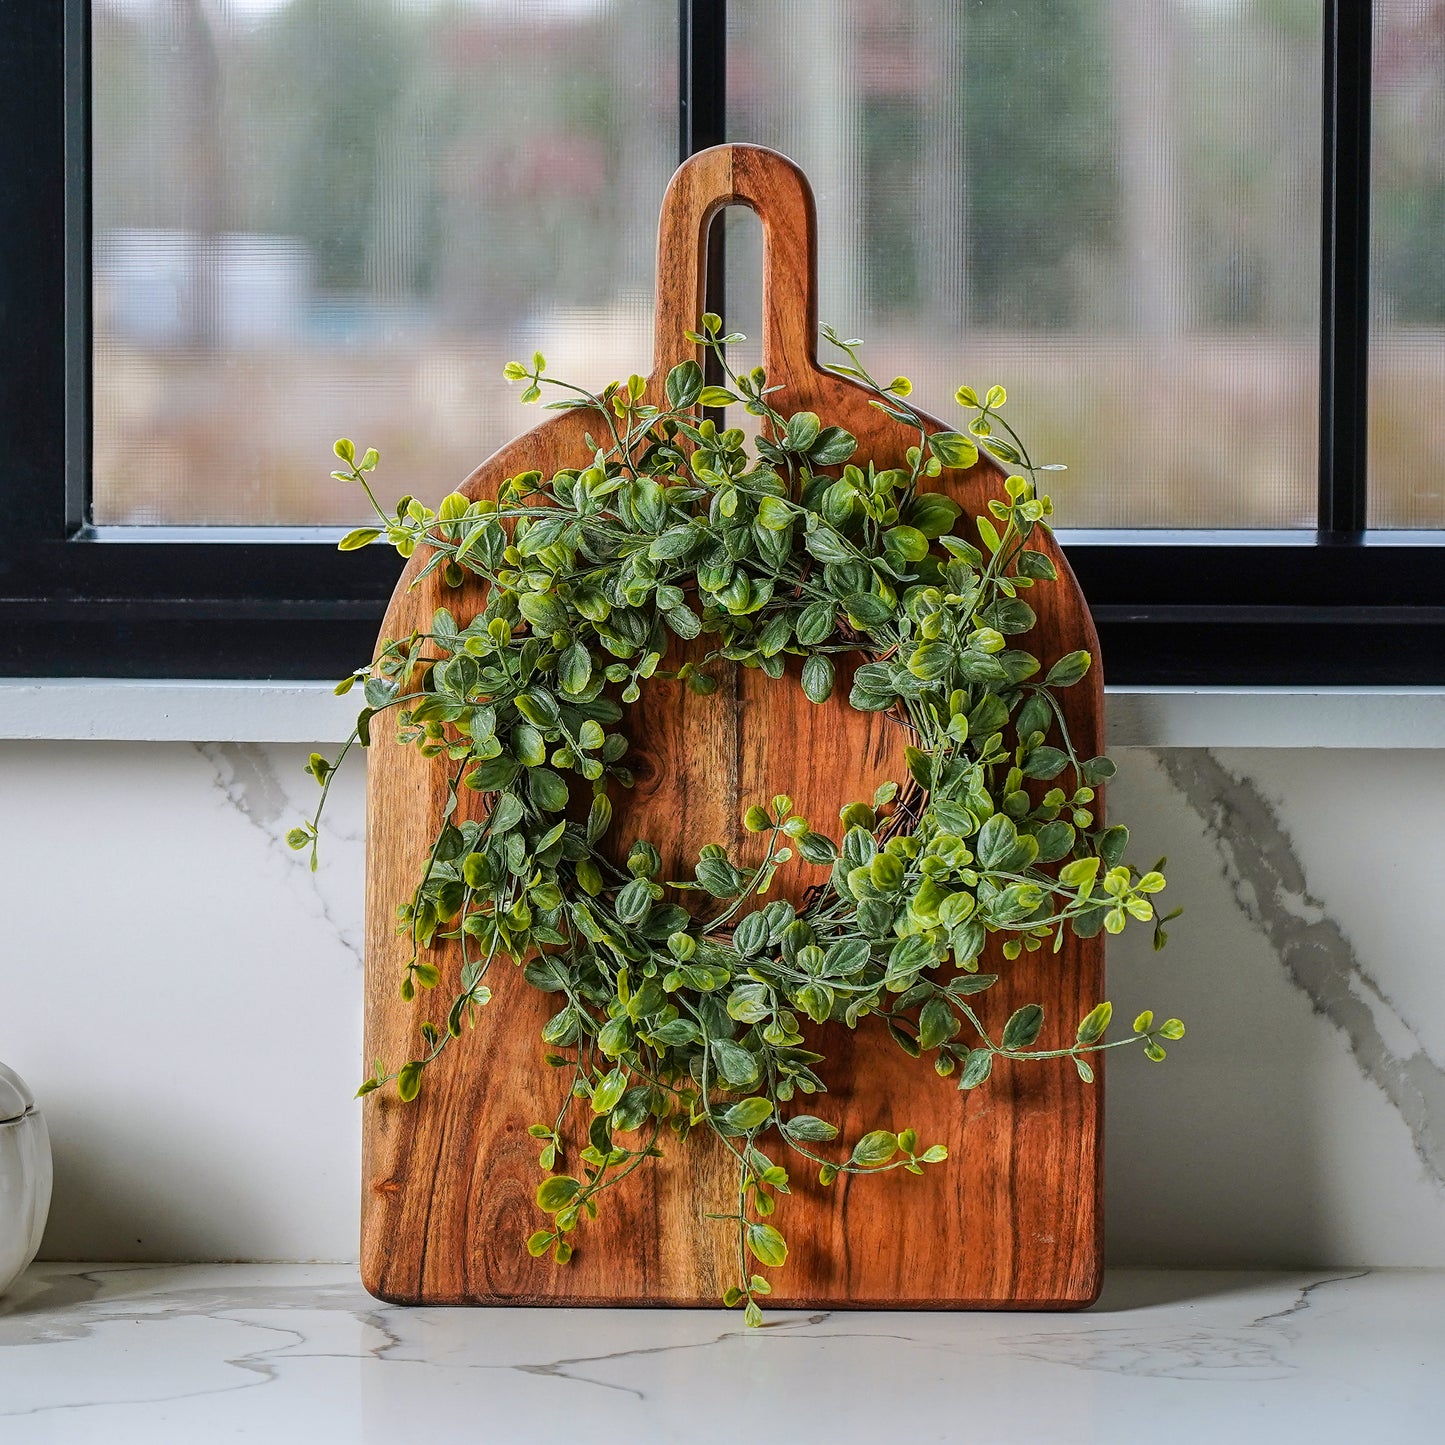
[651,144,819,383]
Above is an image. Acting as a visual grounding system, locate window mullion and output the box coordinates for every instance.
[1319,0,1372,536]
[678,0,728,381]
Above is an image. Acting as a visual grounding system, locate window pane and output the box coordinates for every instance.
[1370,0,1445,527]
[92,0,675,526]
[726,0,1322,528]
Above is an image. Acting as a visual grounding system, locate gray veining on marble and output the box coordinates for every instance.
[1159,750,1445,1189]
[195,741,365,966]
[0,1265,1441,1443]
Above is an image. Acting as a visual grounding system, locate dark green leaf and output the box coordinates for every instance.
[808,426,857,466]
[782,1114,840,1142]
[795,599,836,645]
[1001,1003,1045,1050]
[527,767,570,813]
[711,1037,760,1087]
[958,1049,993,1089]
[801,653,835,704]
[666,359,703,409]
[918,998,956,1051]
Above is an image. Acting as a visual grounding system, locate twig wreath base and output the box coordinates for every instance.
[297,317,1183,1325]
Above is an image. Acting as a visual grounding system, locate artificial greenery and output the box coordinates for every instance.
[296,316,1182,1326]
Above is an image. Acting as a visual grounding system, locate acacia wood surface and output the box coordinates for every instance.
[362,144,1103,1309]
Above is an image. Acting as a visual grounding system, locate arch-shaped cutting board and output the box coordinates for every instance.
[362,144,1103,1309]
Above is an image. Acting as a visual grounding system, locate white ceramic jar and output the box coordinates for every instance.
[0,1061,51,1296]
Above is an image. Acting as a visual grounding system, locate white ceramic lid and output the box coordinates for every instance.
[0,1061,34,1123]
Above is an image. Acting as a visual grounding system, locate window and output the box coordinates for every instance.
[1,1,1440,682]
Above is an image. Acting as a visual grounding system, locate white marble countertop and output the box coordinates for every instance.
[1,1264,1441,1443]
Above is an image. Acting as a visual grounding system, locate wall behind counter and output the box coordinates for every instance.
[2,740,1441,1266]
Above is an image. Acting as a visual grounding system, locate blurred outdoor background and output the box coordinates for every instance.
[92,0,1444,528]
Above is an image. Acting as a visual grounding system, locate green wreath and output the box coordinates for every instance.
[297,316,1181,1326]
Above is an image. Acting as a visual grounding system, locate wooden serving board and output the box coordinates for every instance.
[362,144,1103,1309]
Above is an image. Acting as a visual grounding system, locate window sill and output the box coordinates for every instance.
[1,679,1443,748]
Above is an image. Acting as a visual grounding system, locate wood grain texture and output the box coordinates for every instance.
[362,144,1103,1309]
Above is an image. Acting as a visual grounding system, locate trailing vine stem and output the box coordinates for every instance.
[297,315,1184,1325]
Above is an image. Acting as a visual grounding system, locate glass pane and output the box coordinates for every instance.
[92,0,675,526]
[1370,0,1445,527]
[727,0,1322,528]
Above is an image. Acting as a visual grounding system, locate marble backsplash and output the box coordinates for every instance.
[1,740,1441,1266]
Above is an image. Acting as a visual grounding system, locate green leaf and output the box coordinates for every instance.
[557,642,592,695]
[801,653,835,704]
[797,831,838,864]
[797,981,835,1023]
[697,385,738,407]
[724,1097,774,1132]
[844,593,893,628]
[1001,1004,1045,1050]
[586,793,613,844]
[808,426,857,466]
[782,1114,840,1142]
[591,1068,627,1114]
[711,1038,760,1088]
[883,524,930,562]
[396,1061,424,1102]
[958,1049,993,1089]
[665,604,702,639]
[796,599,836,646]
[850,1129,899,1168]
[1017,549,1058,581]
[1076,1001,1113,1044]
[1045,650,1092,688]
[927,430,980,469]
[696,855,743,897]
[976,813,1019,870]
[527,767,570,813]
[746,1222,788,1267]
[822,938,870,976]
[648,524,699,560]
[908,492,963,538]
[732,911,771,958]
[757,495,793,530]
[512,724,547,768]
[536,1175,582,1213]
[1022,745,1069,780]
[804,526,854,565]
[917,998,956,1051]
[666,359,703,408]
[338,527,381,551]
[785,410,822,452]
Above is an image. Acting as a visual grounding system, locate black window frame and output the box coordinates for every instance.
[2,0,1441,684]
